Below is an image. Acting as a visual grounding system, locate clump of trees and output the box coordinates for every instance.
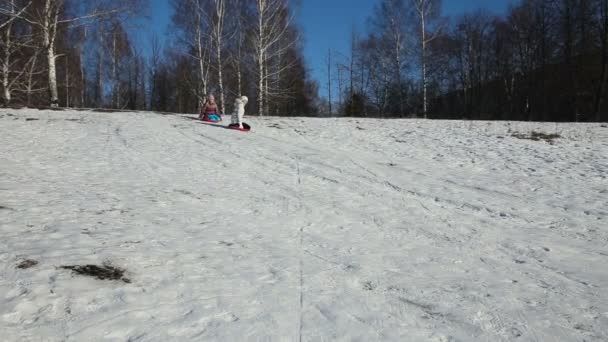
[328,0,607,122]
[0,0,144,108]
[0,0,319,116]
[167,0,318,116]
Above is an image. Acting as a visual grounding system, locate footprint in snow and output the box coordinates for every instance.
[343,264,360,272]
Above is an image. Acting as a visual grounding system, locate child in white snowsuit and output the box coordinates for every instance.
[231,96,248,129]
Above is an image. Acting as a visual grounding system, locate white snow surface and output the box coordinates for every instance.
[1,108,607,341]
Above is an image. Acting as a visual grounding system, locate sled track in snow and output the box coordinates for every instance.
[295,157,305,342]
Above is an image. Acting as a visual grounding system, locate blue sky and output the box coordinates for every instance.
[149,0,173,39]
[147,0,515,97]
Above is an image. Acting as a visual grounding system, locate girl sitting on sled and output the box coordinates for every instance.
[199,94,221,122]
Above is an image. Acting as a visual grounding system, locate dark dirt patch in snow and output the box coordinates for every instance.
[61,264,131,283]
[512,131,561,144]
[16,259,39,269]
[362,281,376,291]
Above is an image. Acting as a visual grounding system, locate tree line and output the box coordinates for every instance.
[0,0,318,116]
[327,0,607,122]
[3,0,606,121]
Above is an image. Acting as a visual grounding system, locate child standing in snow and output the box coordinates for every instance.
[199,94,221,121]
[231,96,248,129]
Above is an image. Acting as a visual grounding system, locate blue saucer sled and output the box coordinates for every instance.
[201,114,222,122]
[227,123,251,132]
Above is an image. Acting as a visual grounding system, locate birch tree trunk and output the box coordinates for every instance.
[414,0,442,118]
[264,58,269,114]
[258,53,264,116]
[42,0,60,106]
[194,3,207,100]
[2,2,13,106]
[421,8,427,117]
[65,54,69,107]
[212,0,226,114]
[235,0,243,96]
[257,0,265,116]
[25,53,38,106]
[112,30,117,107]
[236,43,242,96]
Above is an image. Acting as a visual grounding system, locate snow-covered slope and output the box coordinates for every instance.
[1,108,607,341]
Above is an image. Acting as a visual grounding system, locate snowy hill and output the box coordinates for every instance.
[1,108,607,341]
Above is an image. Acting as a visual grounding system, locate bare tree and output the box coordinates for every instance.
[74,26,86,107]
[334,29,362,113]
[326,48,332,114]
[171,0,213,105]
[105,21,132,109]
[254,0,294,116]
[413,0,443,118]
[372,0,410,116]
[230,0,246,96]
[594,0,608,120]
[1,0,39,106]
[336,63,345,111]
[148,33,161,110]
[38,0,60,106]
[2,0,17,104]
[209,0,227,114]
[22,50,43,105]
[194,2,210,102]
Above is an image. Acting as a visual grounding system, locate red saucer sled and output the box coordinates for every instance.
[227,123,251,132]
